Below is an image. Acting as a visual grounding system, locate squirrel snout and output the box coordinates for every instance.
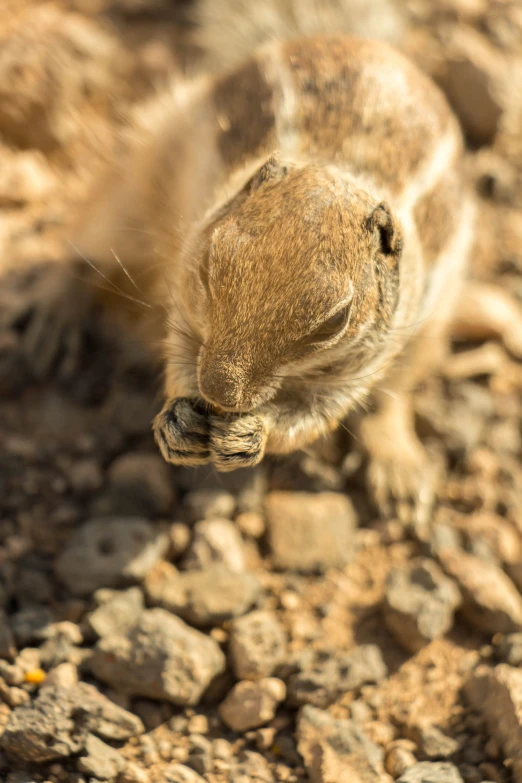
[198,354,255,412]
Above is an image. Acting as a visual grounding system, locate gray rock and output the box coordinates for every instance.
[440,549,522,634]
[106,452,175,517]
[397,762,463,783]
[55,517,170,596]
[145,562,262,626]
[184,489,236,522]
[1,689,84,763]
[77,734,125,780]
[265,491,357,572]
[384,559,461,653]
[288,645,387,708]
[87,587,144,638]
[70,682,145,741]
[229,610,287,680]
[182,519,246,573]
[90,608,226,704]
[297,705,388,782]
[218,678,286,732]
[0,681,144,761]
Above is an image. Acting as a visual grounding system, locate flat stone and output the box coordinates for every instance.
[384,559,461,653]
[90,608,225,704]
[145,562,262,626]
[396,762,463,783]
[219,679,286,733]
[55,517,170,596]
[265,491,357,572]
[229,610,287,680]
[439,549,522,634]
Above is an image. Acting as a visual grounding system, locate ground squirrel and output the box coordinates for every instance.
[24,34,514,520]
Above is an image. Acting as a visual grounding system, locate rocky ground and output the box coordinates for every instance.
[1,1,522,782]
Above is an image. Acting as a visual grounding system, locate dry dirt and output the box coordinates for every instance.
[1,2,522,783]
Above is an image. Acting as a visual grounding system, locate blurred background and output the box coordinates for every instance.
[0,3,522,783]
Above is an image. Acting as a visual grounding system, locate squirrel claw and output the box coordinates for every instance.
[366,440,441,532]
[153,398,211,467]
[210,413,267,472]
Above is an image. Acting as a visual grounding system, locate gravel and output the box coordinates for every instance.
[229,610,287,680]
[86,586,144,638]
[218,678,286,732]
[181,518,246,572]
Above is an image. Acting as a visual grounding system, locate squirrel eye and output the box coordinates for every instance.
[301,303,351,346]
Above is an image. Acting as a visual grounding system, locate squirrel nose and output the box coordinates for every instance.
[198,353,252,412]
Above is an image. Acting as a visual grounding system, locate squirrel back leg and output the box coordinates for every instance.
[356,323,447,529]
[451,281,522,359]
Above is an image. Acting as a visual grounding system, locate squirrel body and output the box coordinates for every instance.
[33,35,476,516]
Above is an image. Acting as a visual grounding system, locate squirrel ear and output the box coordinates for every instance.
[245,153,289,193]
[368,202,402,258]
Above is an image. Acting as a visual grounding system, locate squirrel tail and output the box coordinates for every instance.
[190,0,406,72]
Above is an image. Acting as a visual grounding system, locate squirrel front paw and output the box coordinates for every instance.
[210,413,268,472]
[153,398,211,467]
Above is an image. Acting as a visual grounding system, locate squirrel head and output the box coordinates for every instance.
[184,154,402,412]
